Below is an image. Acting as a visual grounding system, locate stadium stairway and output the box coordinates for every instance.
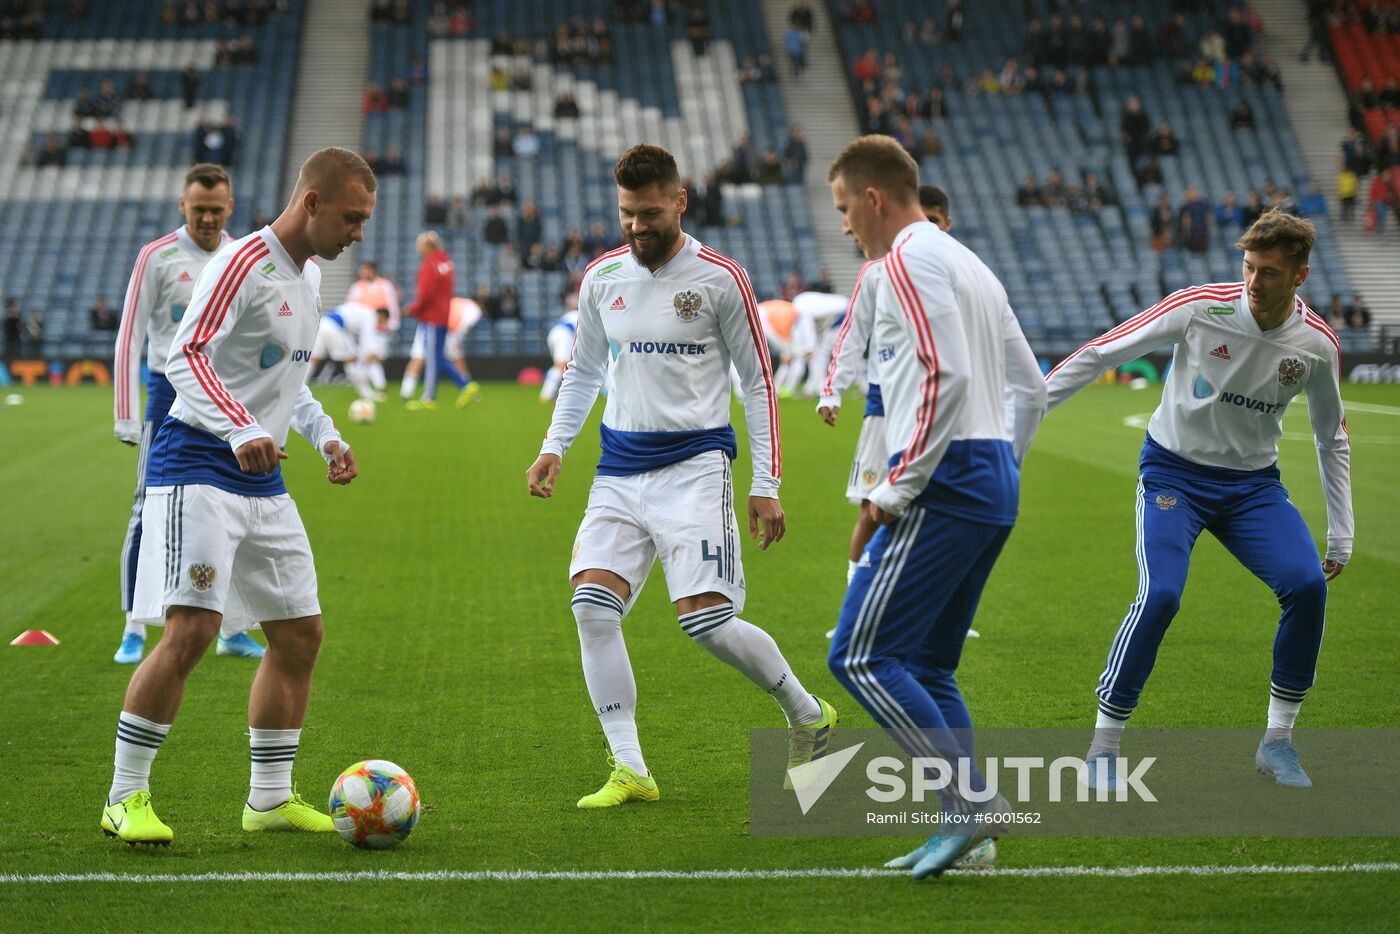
[758,0,864,294]
[1254,0,1400,326]
[282,0,372,304]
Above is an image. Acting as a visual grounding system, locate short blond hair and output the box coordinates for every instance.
[1236,209,1315,268]
[827,135,919,204]
[294,146,377,202]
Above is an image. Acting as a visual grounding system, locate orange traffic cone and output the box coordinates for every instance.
[10,630,59,646]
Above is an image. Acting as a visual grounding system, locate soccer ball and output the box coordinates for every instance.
[328,759,421,849]
[347,398,376,424]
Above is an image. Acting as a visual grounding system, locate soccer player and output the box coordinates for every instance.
[401,232,477,410]
[756,298,816,396]
[1045,210,1351,790]
[539,291,579,403]
[920,184,952,231]
[309,300,390,401]
[792,288,849,399]
[819,259,884,586]
[111,163,265,664]
[101,147,374,846]
[824,136,1045,878]
[525,144,837,808]
[346,260,400,395]
[401,294,482,402]
[818,183,965,591]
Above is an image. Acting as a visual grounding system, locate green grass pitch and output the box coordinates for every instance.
[0,381,1397,932]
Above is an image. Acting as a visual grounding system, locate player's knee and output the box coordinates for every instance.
[1140,583,1182,622]
[678,602,734,643]
[571,586,625,638]
[158,629,215,672]
[1279,565,1327,610]
[266,615,323,663]
[827,650,859,689]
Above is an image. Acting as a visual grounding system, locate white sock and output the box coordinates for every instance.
[847,559,857,584]
[400,372,418,399]
[110,712,170,805]
[123,614,145,637]
[679,606,821,725]
[572,585,647,776]
[367,361,386,391]
[248,727,300,810]
[218,617,252,640]
[541,366,563,401]
[1266,683,1306,744]
[1087,708,1127,757]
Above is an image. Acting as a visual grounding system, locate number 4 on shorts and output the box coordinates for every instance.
[701,540,723,577]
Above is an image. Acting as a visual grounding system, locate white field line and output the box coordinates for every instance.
[2,863,1398,884]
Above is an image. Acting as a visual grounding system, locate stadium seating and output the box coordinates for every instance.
[0,1,303,356]
[829,0,1354,352]
[1328,14,1400,154]
[364,0,822,357]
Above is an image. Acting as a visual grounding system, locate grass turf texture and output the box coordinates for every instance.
[1,382,1396,932]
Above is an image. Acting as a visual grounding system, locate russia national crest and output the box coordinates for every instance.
[1277,357,1305,387]
[1154,494,1178,510]
[673,289,703,322]
[188,563,217,592]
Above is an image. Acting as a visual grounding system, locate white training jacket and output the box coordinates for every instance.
[113,225,231,441]
[864,221,1046,523]
[146,227,344,497]
[541,235,781,498]
[1046,282,1352,562]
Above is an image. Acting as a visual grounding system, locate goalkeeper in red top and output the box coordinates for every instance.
[402,231,477,410]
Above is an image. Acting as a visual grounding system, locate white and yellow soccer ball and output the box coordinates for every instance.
[328,759,421,849]
[347,398,376,424]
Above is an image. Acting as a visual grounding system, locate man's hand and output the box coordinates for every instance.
[748,496,786,550]
[862,499,897,527]
[527,453,562,498]
[1322,559,1345,582]
[234,437,286,475]
[818,405,840,427]
[325,441,357,485]
[115,420,141,447]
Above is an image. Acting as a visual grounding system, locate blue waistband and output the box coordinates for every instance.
[146,417,286,496]
[1141,434,1278,482]
[597,424,737,476]
[895,437,1020,526]
[145,370,176,424]
[864,382,884,418]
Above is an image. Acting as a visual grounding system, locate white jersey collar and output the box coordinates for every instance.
[175,224,228,256]
[256,225,303,278]
[635,233,697,279]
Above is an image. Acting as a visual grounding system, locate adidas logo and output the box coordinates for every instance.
[1210,344,1230,361]
[177,271,192,282]
[609,296,627,312]
[277,301,292,317]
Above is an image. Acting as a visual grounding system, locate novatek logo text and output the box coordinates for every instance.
[1217,391,1287,415]
[628,341,707,355]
